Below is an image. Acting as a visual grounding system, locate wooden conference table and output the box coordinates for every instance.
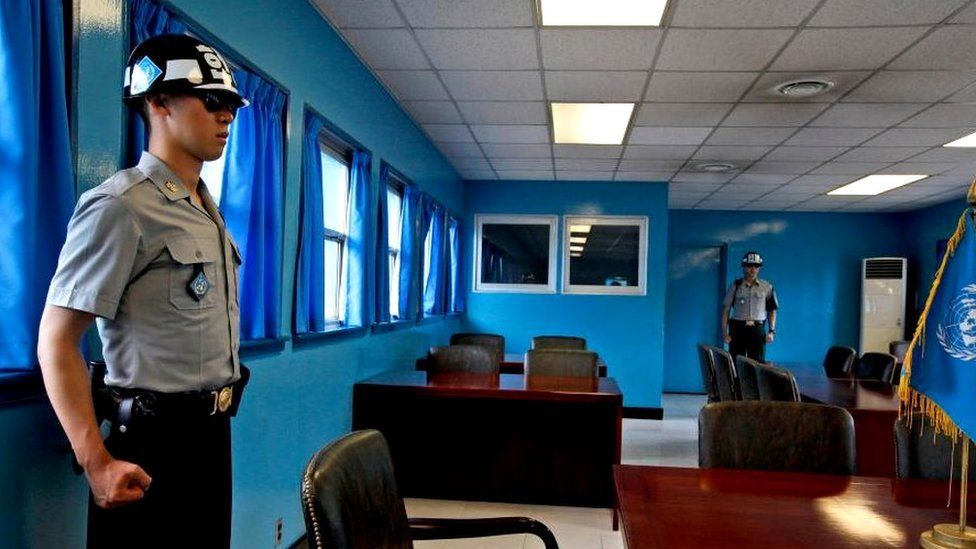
[353,370,622,507]
[614,465,976,548]
[775,362,901,477]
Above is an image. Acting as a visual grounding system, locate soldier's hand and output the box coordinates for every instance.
[85,454,152,509]
[724,334,732,344]
[766,333,775,343]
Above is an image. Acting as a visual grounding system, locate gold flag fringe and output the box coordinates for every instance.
[898,205,974,441]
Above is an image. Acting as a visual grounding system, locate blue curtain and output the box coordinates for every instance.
[126,0,187,166]
[0,0,74,373]
[294,115,327,333]
[421,195,446,316]
[374,165,391,324]
[448,216,464,313]
[220,71,285,341]
[397,185,420,320]
[344,151,370,328]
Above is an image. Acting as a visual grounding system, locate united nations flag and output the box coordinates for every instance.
[902,205,976,440]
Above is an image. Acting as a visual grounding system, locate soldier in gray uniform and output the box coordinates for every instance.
[721,251,779,362]
[36,34,248,548]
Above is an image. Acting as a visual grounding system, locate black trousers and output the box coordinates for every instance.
[729,319,766,363]
[87,412,232,549]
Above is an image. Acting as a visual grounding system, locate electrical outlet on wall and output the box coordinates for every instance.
[274,517,283,546]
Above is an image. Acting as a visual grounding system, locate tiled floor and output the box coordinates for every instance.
[408,393,707,549]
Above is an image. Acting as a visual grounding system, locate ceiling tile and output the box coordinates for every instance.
[862,128,972,147]
[890,26,976,70]
[657,29,793,71]
[456,168,497,179]
[744,160,821,174]
[423,124,474,142]
[556,171,615,181]
[697,198,753,210]
[771,28,928,71]
[623,145,700,160]
[669,181,723,192]
[784,127,881,146]
[553,145,624,159]
[471,125,549,144]
[377,70,449,100]
[706,127,796,146]
[495,170,554,180]
[490,158,553,170]
[724,182,783,193]
[436,142,483,157]
[343,29,429,70]
[670,0,820,27]
[618,172,676,181]
[907,148,976,162]
[313,0,403,28]
[403,101,463,124]
[668,190,711,200]
[808,0,966,26]
[729,174,798,185]
[789,174,853,188]
[617,160,686,172]
[629,127,713,145]
[645,72,759,102]
[744,71,871,103]
[397,0,533,27]
[481,143,552,158]
[450,157,491,171]
[546,71,648,102]
[810,103,928,128]
[636,103,733,126]
[456,101,547,124]
[722,103,828,127]
[764,187,821,198]
[877,162,964,175]
[672,171,737,183]
[843,70,976,102]
[555,159,619,171]
[900,104,976,128]
[764,146,848,161]
[832,147,928,162]
[693,146,772,162]
[416,29,538,70]
[440,71,543,100]
[808,162,890,175]
[541,30,661,70]
[953,3,976,22]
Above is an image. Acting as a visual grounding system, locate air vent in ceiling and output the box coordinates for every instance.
[864,258,904,279]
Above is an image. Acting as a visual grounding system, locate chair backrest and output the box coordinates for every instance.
[698,401,856,475]
[735,355,761,401]
[449,333,505,365]
[427,345,499,375]
[525,349,598,378]
[755,362,800,402]
[889,340,910,363]
[707,346,738,401]
[894,414,976,481]
[697,343,720,403]
[532,335,586,350]
[301,430,413,549]
[852,352,897,382]
[822,346,856,378]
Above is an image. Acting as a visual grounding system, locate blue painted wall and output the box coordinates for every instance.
[668,210,907,367]
[2,0,464,547]
[462,180,670,409]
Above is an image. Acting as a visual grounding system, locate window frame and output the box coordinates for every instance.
[385,170,406,320]
[561,215,648,296]
[473,214,558,294]
[447,214,462,313]
[318,132,354,327]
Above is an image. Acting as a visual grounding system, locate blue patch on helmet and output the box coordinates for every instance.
[130,56,162,95]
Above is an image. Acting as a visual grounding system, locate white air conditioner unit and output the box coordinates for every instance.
[860,257,907,355]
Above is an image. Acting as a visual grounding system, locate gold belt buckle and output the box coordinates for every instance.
[211,386,233,415]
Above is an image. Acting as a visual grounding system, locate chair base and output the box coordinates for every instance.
[920,524,976,549]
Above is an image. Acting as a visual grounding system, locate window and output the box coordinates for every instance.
[474,214,558,293]
[562,215,648,295]
[320,141,351,324]
[448,216,462,313]
[387,182,404,320]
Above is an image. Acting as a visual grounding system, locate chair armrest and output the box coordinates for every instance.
[409,517,558,548]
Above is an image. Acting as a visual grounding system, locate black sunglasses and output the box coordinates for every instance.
[193,90,243,116]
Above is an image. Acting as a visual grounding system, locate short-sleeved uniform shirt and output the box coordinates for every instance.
[47,152,241,392]
[723,278,778,322]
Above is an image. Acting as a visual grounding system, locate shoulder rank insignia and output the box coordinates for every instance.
[187,265,211,301]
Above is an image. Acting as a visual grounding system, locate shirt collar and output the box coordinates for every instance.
[136,152,191,202]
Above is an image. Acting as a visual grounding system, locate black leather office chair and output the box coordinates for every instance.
[524,349,598,377]
[735,355,761,401]
[426,345,499,375]
[699,401,856,475]
[889,340,909,364]
[894,415,976,481]
[755,362,800,402]
[697,343,720,403]
[707,346,738,401]
[852,352,898,383]
[532,335,586,350]
[822,346,856,378]
[300,430,559,549]
[449,333,505,365]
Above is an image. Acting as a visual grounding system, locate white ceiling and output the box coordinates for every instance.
[309,0,976,212]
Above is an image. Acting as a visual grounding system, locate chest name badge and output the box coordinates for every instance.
[187,266,211,301]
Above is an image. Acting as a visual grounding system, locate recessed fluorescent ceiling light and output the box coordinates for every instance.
[540,0,669,26]
[570,236,587,244]
[570,245,584,252]
[944,131,976,147]
[552,103,634,145]
[827,174,927,196]
[570,225,591,234]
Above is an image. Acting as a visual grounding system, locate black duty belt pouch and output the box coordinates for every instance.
[227,364,250,417]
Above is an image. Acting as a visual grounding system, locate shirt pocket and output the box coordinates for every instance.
[166,236,220,310]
